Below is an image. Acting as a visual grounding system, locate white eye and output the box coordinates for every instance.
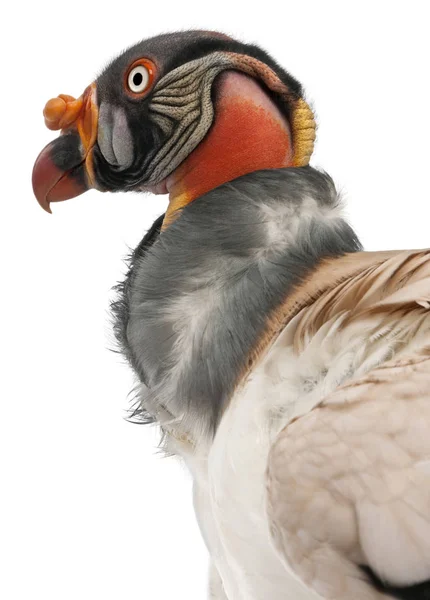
[128,65,150,94]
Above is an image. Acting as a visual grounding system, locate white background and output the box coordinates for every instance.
[1,1,429,598]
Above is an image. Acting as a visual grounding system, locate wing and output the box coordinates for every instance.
[266,349,430,600]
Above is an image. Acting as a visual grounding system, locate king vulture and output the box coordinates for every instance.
[32,30,430,600]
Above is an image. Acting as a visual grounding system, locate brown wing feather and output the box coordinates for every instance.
[266,250,430,599]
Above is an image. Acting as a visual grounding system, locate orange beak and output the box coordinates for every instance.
[32,83,98,213]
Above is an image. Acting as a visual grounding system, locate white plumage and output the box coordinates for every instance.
[173,250,430,599]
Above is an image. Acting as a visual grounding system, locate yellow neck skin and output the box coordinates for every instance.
[163,72,294,229]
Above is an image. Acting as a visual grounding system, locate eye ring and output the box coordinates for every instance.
[125,58,156,98]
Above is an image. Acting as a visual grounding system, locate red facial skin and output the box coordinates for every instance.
[163,71,293,228]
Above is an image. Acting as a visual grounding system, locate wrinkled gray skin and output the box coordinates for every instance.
[113,166,361,441]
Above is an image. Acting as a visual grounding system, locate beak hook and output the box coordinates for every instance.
[32,83,98,211]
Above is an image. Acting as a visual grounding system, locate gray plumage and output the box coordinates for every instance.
[112,166,361,440]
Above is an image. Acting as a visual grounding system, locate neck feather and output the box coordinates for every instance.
[113,167,362,443]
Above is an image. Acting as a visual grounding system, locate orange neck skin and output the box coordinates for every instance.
[163,72,294,228]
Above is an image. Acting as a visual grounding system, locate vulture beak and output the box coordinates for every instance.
[32,83,98,213]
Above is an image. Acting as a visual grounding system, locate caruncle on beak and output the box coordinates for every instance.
[32,83,98,213]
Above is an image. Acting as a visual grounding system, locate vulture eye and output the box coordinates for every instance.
[126,59,156,97]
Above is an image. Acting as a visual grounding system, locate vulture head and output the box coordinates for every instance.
[32,30,316,226]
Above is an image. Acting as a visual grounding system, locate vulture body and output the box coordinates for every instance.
[32,30,430,600]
